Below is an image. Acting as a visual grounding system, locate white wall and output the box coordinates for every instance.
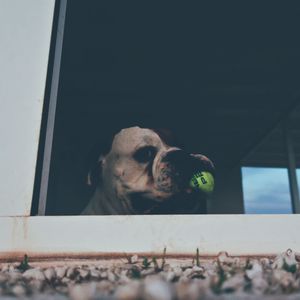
[1,215,299,257]
[0,0,55,216]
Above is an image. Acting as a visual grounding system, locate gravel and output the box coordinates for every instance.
[0,249,299,299]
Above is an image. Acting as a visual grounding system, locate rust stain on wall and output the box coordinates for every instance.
[22,217,28,240]
[0,251,279,263]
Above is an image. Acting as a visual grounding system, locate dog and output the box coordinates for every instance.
[82,126,214,215]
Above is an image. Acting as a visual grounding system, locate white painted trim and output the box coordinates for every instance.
[0,215,299,259]
[0,0,55,216]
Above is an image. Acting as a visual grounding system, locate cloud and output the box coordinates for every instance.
[242,167,293,214]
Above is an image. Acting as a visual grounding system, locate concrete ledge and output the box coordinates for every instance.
[0,215,299,259]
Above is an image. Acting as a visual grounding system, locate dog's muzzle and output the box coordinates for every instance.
[154,150,207,193]
[131,150,210,214]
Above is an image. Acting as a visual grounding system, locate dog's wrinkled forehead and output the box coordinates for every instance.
[111,127,164,154]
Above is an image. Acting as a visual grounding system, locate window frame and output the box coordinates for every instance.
[1,0,300,260]
[0,0,56,217]
[1,215,300,260]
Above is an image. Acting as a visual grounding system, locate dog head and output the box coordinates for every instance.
[87,126,214,214]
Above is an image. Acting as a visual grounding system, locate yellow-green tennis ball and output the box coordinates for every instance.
[190,171,214,194]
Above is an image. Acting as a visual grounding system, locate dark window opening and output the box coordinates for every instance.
[33,2,300,215]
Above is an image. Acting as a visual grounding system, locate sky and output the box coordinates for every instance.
[241,167,300,214]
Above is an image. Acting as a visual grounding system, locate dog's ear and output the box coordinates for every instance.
[87,155,105,187]
[85,129,117,189]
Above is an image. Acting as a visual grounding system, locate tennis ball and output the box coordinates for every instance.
[190,171,214,194]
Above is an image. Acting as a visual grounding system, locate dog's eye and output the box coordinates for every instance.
[134,146,157,163]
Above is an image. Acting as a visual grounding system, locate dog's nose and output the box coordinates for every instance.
[161,150,198,184]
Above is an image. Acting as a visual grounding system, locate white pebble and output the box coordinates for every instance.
[1,264,9,272]
[192,266,204,272]
[141,268,156,277]
[272,249,297,270]
[66,267,77,279]
[143,276,174,300]
[180,262,193,270]
[29,279,44,292]
[12,284,27,296]
[55,267,67,279]
[173,267,183,277]
[131,255,139,264]
[217,251,234,265]
[62,277,71,284]
[90,269,101,279]
[182,268,193,278]
[251,276,268,294]
[165,272,176,282]
[69,282,96,300]
[107,271,116,282]
[163,264,172,272]
[23,268,45,281]
[9,265,16,272]
[96,280,114,294]
[272,269,295,289]
[221,273,245,292]
[0,273,8,283]
[79,268,90,280]
[245,261,263,279]
[114,281,141,300]
[100,271,108,279]
[260,257,270,266]
[8,271,22,283]
[44,267,56,282]
[176,281,208,300]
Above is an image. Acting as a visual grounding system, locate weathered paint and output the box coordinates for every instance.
[0,215,300,260]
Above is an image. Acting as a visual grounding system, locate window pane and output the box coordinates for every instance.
[242,167,292,214]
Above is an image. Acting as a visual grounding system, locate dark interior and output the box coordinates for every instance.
[44,2,300,215]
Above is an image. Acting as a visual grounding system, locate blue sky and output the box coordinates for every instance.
[241,167,300,214]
